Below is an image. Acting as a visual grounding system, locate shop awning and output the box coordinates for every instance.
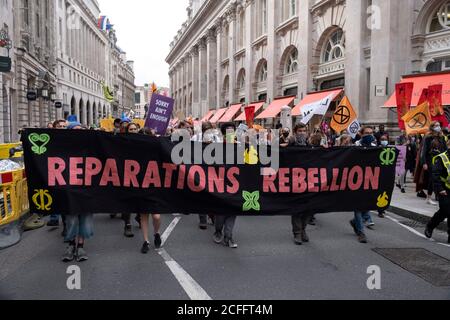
[256,96,295,119]
[292,89,344,116]
[384,71,450,108]
[201,110,215,122]
[209,108,228,124]
[235,102,265,121]
[218,104,243,123]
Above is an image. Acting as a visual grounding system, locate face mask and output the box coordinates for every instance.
[361,135,375,146]
[282,132,289,138]
[381,141,389,147]
[433,126,442,133]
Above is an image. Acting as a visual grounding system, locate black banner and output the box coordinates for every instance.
[22,129,398,216]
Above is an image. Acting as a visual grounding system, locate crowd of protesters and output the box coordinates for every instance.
[39,115,449,263]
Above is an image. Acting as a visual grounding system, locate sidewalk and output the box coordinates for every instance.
[389,177,447,230]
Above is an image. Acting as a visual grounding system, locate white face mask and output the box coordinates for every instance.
[381,141,389,147]
[433,126,442,133]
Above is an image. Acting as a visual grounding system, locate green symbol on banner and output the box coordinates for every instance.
[243,191,261,212]
[28,133,51,155]
[379,148,396,166]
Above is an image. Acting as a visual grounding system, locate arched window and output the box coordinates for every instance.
[237,69,246,89]
[258,60,268,82]
[323,29,345,63]
[285,48,298,75]
[428,1,450,33]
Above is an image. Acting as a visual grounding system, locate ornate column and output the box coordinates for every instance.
[243,0,253,102]
[227,5,237,105]
[191,46,200,117]
[198,38,207,115]
[206,28,217,110]
[215,19,223,109]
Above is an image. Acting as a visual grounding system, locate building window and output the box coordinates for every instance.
[258,60,268,82]
[237,69,246,89]
[429,1,450,32]
[282,0,297,22]
[323,29,345,63]
[285,48,298,75]
[255,0,268,38]
[426,58,450,72]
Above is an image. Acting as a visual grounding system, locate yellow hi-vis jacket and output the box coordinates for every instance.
[433,152,450,190]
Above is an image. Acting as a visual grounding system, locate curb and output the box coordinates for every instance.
[388,205,447,232]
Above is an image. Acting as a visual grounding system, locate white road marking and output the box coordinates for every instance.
[160,216,181,247]
[157,215,212,300]
[386,215,450,248]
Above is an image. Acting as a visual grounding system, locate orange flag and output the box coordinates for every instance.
[402,102,432,136]
[330,96,357,134]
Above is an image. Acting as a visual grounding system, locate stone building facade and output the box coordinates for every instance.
[166,0,450,127]
[0,0,135,143]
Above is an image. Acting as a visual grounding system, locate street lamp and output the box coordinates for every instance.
[41,88,49,100]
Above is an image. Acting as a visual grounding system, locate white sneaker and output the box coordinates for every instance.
[427,199,438,206]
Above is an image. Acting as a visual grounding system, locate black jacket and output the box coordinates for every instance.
[432,150,450,194]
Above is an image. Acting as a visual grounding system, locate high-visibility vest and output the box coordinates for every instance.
[433,152,450,189]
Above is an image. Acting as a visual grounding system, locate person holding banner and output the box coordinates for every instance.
[213,123,239,249]
[350,126,376,243]
[289,125,313,245]
[426,139,450,244]
[420,121,447,206]
[62,125,94,263]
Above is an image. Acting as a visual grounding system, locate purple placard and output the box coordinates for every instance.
[144,94,175,135]
[396,146,407,176]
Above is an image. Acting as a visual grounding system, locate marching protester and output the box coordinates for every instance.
[139,127,163,253]
[420,121,447,206]
[289,124,312,245]
[350,126,377,243]
[46,120,68,237]
[213,122,239,248]
[426,138,450,244]
[375,124,390,145]
[62,123,93,262]
[279,128,291,148]
[395,130,408,194]
[113,118,122,133]
[191,121,219,229]
[121,122,141,238]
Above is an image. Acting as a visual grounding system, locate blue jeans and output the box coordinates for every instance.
[353,211,372,234]
[64,214,94,242]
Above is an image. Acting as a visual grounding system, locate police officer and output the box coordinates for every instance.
[425,140,450,244]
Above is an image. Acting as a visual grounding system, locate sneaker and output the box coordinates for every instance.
[378,212,385,218]
[308,217,316,226]
[426,199,438,206]
[199,223,208,230]
[124,225,134,238]
[301,230,310,243]
[396,183,401,189]
[62,245,76,262]
[401,188,406,194]
[154,234,162,249]
[213,231,223,244]
[350,220,358,235]
[135,215,141,229]
[424,226,433,239]
[223,238,238,249]
[47,220,59,227]
[365,222,375,230]
[294,234,303,245]
[417,191,427,198]
[76,247,88,262]
[141,241,150,254]
[358,233,368,244]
